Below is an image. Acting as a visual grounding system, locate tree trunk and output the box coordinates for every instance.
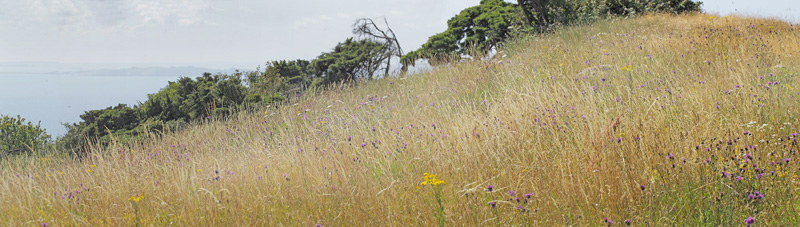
[384,57,391,77]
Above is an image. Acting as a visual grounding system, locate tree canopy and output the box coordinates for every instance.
[58,72,249,155]
[402,0,521,67]
[403,0,702,67]
[1,114,51,155]
[246,59,312,101]
[311,38,390,83]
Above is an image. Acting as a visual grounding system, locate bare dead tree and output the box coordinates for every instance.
[353,17,404,76]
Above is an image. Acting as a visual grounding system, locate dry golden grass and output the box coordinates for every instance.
[2,13,800,226]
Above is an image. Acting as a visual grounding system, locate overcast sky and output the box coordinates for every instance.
[0,0,798,70]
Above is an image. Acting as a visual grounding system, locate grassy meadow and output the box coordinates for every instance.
[2,13,800,226]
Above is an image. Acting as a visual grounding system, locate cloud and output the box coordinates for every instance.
[131,0,210,26]
[0,0,210,33]
[11,0,92,32]
[84,1,126,27]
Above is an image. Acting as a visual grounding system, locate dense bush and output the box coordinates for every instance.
[0,114,51,155]
[58,72,250,155]
[405,0,702,66]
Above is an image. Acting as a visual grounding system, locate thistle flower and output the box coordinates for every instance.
[489,201,496,208]
[604,217,614,225]
[745,216,755,226]
[487,185,493,192]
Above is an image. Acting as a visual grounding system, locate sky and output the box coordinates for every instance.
[1,0,798,70]
[0,0,485,70]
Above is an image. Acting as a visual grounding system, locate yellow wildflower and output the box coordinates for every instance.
[128,194,144,202]
[420,173,446,186]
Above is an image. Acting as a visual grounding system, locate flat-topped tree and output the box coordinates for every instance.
[311,38,390,84]
[402,0,521,68]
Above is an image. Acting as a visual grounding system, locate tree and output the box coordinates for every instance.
[311,38,390,84]
[59,72,251,155]
[601,0,701,15]
[246,60,313,102]
[353,18,404,74]
[1,114,51,154]
[517,0,598,31]
[517,0,701,30]
[403,0,521,67]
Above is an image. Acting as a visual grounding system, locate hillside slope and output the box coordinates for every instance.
[2,13,799,226]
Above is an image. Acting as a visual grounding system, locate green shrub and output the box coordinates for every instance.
[0,114,51,155]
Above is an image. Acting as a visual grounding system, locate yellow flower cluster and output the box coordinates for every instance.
[621,65,633,72]
[420,173,445,186]
[128,194,144,202]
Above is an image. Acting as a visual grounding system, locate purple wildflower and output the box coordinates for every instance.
[745,216,755,226]
[507,191,516,196]
[487,185,493,192]
[604,217,614,225]
[489,201,496,208]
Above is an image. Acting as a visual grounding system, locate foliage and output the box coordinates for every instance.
[246,59,312,103]
[58,72,249,155]
[403,0,521,67]
[0,114,51,154]
[405,0,702,65]
[311,38,390,83]
[517,0,600,31]
[601,0,702,16]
